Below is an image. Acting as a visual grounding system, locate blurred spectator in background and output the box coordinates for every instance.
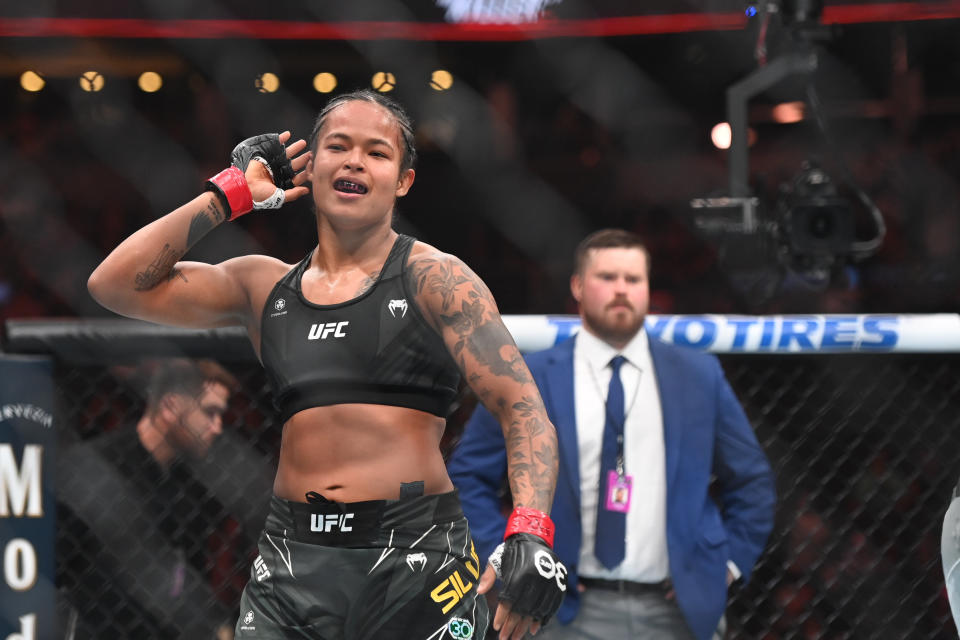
[56,358,253,640]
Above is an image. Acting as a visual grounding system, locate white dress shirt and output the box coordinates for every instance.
[573,328,670,582]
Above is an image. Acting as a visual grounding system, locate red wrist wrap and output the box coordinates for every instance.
[205,166,253,220]
[504,507,555,548]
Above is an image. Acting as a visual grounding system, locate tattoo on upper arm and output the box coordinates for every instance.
[134,243,187,290]
[410,258,471,309]
[186,202,223,248]
[454,318,531,383]
[409,256,530,384]
[409,254,556,508]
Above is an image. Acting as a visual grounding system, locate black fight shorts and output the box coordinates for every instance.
[235,490,489,640]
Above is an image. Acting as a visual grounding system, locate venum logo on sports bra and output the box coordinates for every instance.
[388,298,408,318]
[307,321,349,340]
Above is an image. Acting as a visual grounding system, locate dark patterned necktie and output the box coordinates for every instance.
[595,355,626,569]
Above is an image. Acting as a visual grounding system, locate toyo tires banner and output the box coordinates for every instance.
[503,314,960,354]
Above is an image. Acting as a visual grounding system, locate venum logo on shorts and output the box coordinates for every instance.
[308,321,349,340]
[270,297,287,318]
[310,512,354,533]
[239,610,256,632]
[447,617,475,639]
[406,552,427,572]
[254,555,271,582]
[388,298,408,318]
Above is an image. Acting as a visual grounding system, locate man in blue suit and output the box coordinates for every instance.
[449,229,776,640]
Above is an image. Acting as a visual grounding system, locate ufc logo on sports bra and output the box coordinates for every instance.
[308,321,349,340]
[310,513,354,533]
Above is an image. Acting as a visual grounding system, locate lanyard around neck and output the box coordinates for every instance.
[587,356,642,476]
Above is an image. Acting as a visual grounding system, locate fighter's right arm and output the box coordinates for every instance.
[88,131,311,328]
[87,191,248,328]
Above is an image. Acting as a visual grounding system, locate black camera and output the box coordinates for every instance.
[777,163,855,258]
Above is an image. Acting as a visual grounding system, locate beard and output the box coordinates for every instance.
[581,303,645,347]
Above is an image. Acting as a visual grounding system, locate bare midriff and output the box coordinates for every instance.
[272,403,455,503]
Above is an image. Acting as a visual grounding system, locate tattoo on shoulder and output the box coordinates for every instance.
[186,202,223,247]
[134,243,187,290]
[356,270,380,296]
[408,254,530,384]
[408,257,471,309]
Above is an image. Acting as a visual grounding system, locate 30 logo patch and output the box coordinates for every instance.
[448,617,474,639]
[534,549,568,592]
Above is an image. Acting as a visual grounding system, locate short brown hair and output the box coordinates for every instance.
[144,358,238,413]
[573,229,650,276]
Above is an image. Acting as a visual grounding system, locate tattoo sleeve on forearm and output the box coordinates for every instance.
[410,254,557,509]
[134,243,187,290]
[505,395,558,510]
[186,201,224,248]
[134,201,219,291]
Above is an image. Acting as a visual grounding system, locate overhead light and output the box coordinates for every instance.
[20,71,44,92]
[255,73,280,93]
[711,122,757,150]
[138,71,163,93]
[772,101,805,123]
[429,70,453,91]
[711,122,732,149]
[313,72,337,93]
[79,71,105,92]
[371,72,396,93]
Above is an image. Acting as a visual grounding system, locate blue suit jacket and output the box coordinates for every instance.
[447,334,776,640]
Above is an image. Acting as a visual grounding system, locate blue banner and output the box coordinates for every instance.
[0,356,55,640]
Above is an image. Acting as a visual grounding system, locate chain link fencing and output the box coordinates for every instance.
[5,320,958,639]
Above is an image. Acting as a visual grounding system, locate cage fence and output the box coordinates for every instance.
[4,318,959,639]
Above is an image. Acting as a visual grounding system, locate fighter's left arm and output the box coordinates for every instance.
[407,249,558,512]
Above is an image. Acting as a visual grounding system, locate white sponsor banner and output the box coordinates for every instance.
[502,314,960,354]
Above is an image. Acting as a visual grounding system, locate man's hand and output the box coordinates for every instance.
[480,532,567,640]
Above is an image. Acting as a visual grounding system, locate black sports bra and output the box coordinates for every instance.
[259,235,461,424]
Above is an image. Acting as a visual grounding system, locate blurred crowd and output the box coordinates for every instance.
[1,67,960,325]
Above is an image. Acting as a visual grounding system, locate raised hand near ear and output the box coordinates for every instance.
[206,131,311,220]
